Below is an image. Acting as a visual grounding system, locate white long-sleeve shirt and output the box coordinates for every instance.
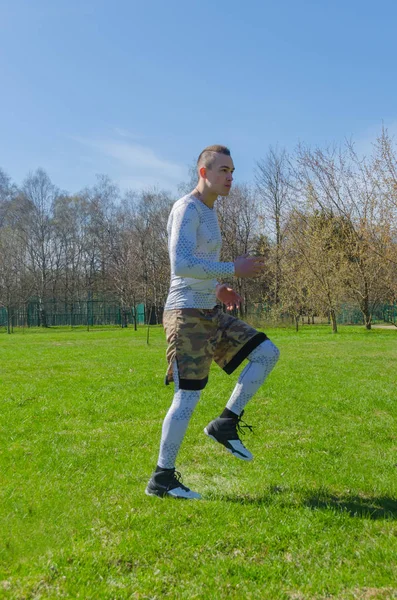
[164,194,235,309]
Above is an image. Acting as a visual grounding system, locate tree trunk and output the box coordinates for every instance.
[7,306,11,334]
[274,240,281,305]
[121,306,128,328]
[133,298,137,331]
[146,306,153,344]
[361,293,372,330]
[330,309,338,333]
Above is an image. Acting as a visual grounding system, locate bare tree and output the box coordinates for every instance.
[0,168,18,227]
[295,142,390,329]
[52,194,90,323]
[12,169,60,326]
[0,227,29,332]
[108,188,172,326]
[282,209,347,333]
[278,242,310,332]
[255,147,290,304]
[370,128,397,299]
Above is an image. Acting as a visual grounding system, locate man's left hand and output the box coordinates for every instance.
[216,284,242,311]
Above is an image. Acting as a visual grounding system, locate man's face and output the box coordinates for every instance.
[205,153,234,196]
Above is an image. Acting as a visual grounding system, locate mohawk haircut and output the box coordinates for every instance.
[197,145,231,173]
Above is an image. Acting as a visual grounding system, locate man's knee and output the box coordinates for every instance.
[248,339,280,365]
[270,342,280,362]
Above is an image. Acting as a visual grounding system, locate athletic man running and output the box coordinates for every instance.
[146,145,280,500]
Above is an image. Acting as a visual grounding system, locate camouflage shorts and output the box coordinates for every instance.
[163,306,268,390]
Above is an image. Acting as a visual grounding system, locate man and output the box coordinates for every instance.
[146,145,280,500]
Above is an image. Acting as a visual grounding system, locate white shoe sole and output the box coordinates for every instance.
[145,487,201,500]
[204,428,253,461]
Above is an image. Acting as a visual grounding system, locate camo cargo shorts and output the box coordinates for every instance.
[163,306,268,390]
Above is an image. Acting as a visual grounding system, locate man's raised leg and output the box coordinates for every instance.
[204,340,280,460]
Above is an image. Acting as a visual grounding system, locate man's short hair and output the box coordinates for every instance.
[197,145,231,172]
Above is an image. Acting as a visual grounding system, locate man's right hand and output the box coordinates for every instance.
[234,254,266,278]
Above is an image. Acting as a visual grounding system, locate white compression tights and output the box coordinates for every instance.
[226,339,280,415]
[157,362,201,469]
[157,339,280,469]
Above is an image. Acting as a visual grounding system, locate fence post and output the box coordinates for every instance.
[146,306,153,345]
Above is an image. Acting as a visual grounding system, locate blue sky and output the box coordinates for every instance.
[1,0,397,195]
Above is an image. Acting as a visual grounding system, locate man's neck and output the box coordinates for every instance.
[190,186,218,209]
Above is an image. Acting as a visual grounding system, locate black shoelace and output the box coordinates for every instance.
[235,414,254,437]
[167,470,189,492]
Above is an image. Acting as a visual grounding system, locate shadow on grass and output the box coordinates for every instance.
[217,486,397,519]
[304,491,397,520]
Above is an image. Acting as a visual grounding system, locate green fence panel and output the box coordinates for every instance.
[0,300,147,328]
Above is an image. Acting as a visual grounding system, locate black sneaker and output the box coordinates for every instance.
[145,469,201,500]
[204,411,253,461]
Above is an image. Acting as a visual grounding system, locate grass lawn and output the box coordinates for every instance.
[0,324,397,599]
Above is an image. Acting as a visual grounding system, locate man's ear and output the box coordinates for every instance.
[199,166,207,179]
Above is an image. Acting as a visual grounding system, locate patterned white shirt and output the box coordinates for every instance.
[164,194,235,309]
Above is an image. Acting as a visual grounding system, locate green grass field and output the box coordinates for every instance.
[1,324,397,599]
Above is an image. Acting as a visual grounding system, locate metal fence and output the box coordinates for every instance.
[0,299,148,329]
[1,299,395,330]
[337,303,397,325]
